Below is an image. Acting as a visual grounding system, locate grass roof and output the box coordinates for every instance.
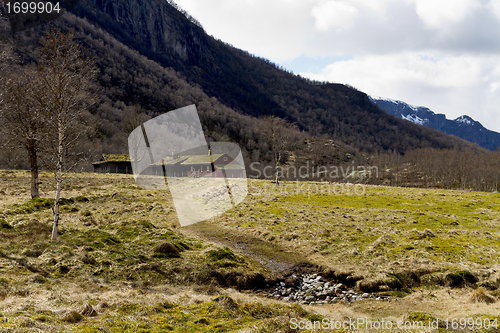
[102,154,131,162]
[214,164,244,170]
[162,156,190,165]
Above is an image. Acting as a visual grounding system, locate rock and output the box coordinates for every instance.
[212,296,238,310]
[266,273,382,305]
[153,242,180,257]
[285,274,299,286]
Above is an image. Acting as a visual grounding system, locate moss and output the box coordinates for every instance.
[406,311,437,322]
[446,271,477,288]
[0,218,13,229]
[207,247,240,262]
[67,229,121,248]
[9,198,54,214]
[61,205,79,213]
[62,310,84,323]
[240,303,275,319]
[73,196,90,203]
[305,313,324,322]
[385,272,418,292]
[34,314,52,322]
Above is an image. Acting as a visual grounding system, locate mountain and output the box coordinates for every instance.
[370,97,500,151]
[65,0,482,154]
[0,0,483,171]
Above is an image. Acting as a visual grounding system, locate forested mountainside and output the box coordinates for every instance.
[372,97,500,151]
[67,0,478,154]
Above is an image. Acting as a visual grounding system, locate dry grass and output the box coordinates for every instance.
[2,171,500,332]
[468,287,497,304]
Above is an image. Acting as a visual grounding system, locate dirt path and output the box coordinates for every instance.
[181,222,309,277]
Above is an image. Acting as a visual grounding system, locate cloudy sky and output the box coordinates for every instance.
[174,0,500,132]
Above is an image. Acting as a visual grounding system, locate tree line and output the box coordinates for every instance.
[1,12,499,204]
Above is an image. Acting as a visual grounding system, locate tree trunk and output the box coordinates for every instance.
[51,170,62,241]
[27,141,40,199]
[51,120,64,241]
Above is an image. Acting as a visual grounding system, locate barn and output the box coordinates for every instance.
[92,154,132,174]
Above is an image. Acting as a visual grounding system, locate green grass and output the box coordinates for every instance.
[71,298,310,333]
[214,181,500,293]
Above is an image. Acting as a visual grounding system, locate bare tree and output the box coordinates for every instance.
[36,29,97,241]
[122,105,150,134]
[262,115,297,185]
[0,66,50,198]
[0,42,49,198]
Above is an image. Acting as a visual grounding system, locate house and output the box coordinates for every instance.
[92,154,132,174]
[92,152,244,178]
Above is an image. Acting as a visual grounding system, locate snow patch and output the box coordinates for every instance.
[370,96,401,104]
[401,114,428,126]
[455,115,474,125]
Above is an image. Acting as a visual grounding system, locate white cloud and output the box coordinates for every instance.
[490,0,500,19]
[311,1,359,31]
[172,0,313,60]
[353,0,390,17]
[410,0,479,28]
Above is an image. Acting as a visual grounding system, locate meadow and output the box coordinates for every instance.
[1,170,500,332]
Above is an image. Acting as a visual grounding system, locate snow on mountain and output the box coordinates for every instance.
[401,114,428,126]
[455,115,474,125]
[370,96,500,151]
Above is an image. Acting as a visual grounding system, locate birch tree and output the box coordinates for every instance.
[36,29,97,241]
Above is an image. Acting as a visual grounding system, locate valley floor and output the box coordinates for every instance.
[1,170,500,332]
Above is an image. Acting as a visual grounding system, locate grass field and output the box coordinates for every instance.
[1,170,500,332]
